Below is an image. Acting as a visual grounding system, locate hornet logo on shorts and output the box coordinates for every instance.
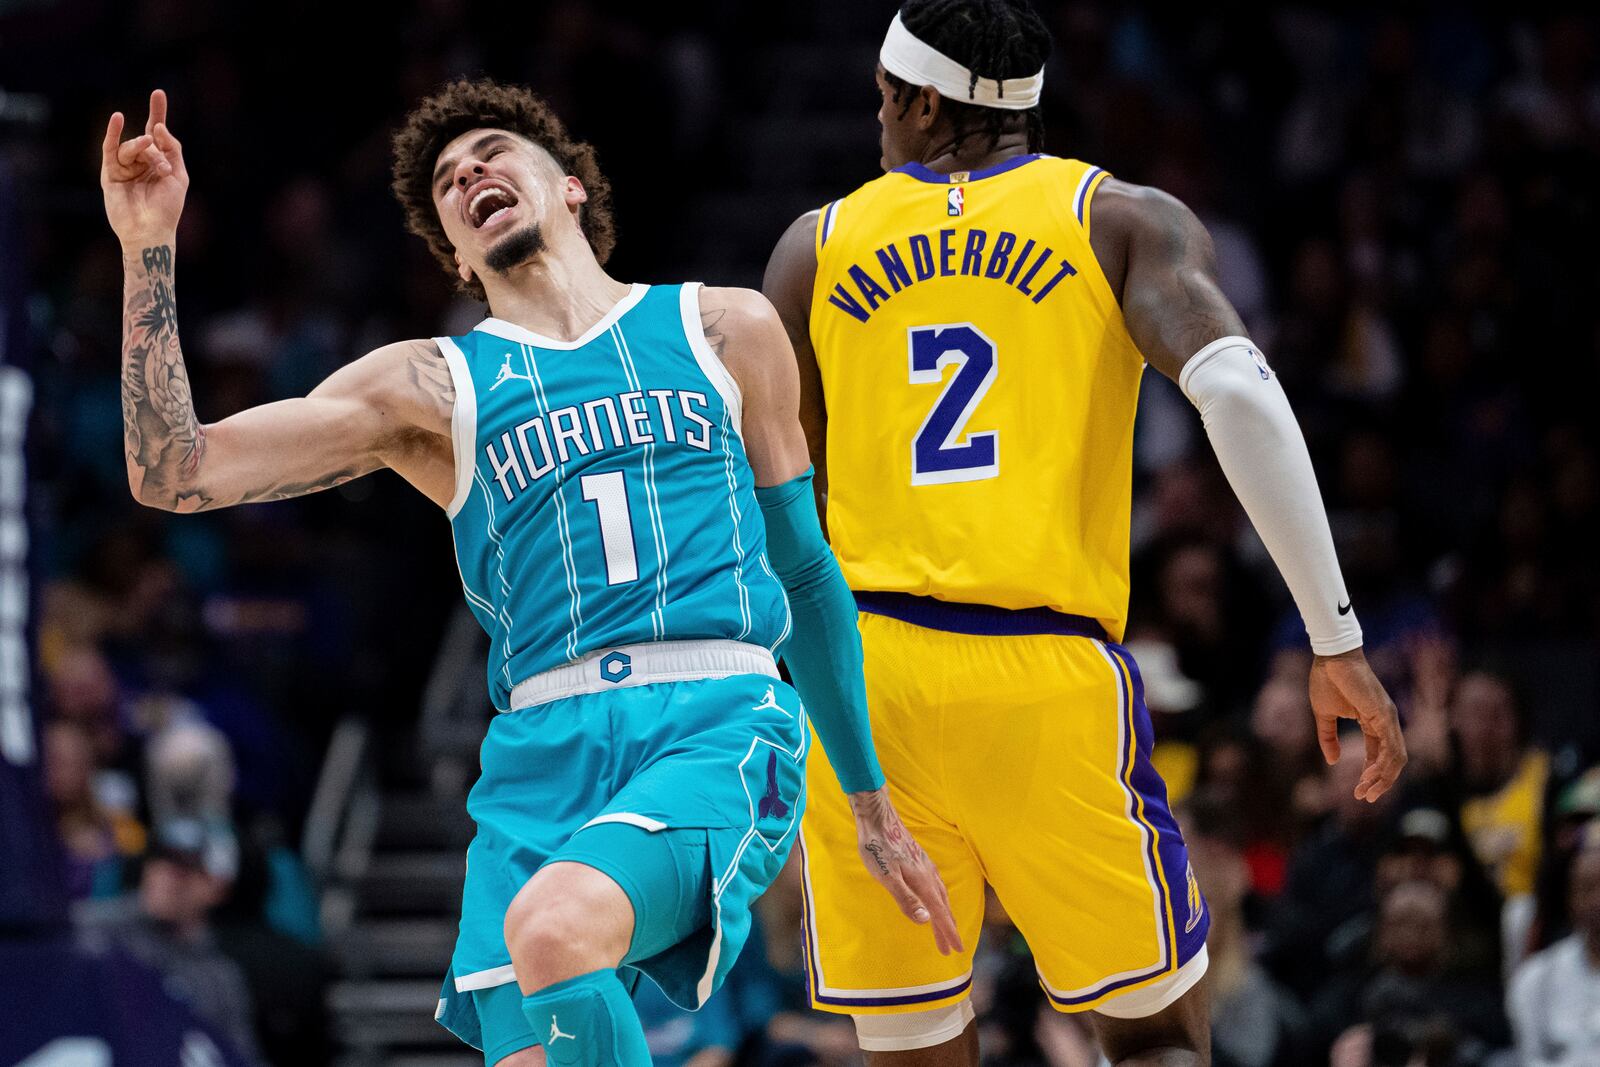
[759,750,790,820]
[947,186,965,217]
[599,651,633,683]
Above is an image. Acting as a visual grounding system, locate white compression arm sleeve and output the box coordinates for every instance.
[1179,337,1363,656]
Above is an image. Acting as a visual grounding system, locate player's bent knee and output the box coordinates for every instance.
[503,864,634,988]
[1090,952,1211,1066]
[853,1001,976,1052]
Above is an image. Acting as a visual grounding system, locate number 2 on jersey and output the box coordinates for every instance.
[908,323,999,485]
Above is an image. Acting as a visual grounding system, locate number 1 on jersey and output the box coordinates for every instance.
[580,471,640,585]
[908,323,999,485]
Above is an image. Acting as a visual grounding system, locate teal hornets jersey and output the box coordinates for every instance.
[437,283,792,710]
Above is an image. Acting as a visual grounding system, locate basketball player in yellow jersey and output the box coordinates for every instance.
[763,1,1408,1063]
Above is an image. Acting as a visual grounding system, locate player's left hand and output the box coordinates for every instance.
[848,785,963,955]
[1310,647,1408,803]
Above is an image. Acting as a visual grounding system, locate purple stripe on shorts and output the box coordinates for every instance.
[799,834,973,1008]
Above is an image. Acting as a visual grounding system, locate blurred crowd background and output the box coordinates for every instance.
[4,2,1600,1066]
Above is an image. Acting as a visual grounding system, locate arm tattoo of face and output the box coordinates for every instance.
[122,244,207,505]
[700,307,728,359]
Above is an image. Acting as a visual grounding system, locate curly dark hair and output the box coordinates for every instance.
[885,0,1050,153]
[391,78,616,301]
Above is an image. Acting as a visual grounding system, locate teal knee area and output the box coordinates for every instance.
[522,969,651,1067]
[551,821,710,965]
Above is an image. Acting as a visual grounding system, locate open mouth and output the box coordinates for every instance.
[467,183,519,229]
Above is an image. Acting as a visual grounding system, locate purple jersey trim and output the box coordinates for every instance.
[1074,166,1107,223]
[854,590,1107,640]
[892,153,1043,185]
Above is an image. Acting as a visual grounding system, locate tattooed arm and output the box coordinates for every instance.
[696,286,814,489]
[1087,178,1248,381]
[103,91,457,512]
[118,245,455,511]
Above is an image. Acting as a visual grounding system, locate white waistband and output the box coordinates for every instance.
[508,639,779,711]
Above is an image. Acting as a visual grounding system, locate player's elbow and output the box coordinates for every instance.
[125,466,201,513]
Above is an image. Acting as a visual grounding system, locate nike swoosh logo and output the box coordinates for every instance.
[1338,601,1353,616]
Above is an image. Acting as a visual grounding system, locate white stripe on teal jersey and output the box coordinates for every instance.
[520,343,584,661]
[437,283,788,709]
[610,323,669,640]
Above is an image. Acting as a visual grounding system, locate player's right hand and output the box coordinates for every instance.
[1310,647,1408,802]
[100,89,188,248]
[848,785,963,955]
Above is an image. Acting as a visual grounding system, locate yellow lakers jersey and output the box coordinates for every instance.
[809,155,1143,639]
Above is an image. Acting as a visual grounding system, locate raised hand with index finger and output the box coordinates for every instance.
[100,89,189,249]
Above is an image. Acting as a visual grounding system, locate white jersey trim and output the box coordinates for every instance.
[453,963,517,993]
[435,336,477,519]
[680,282,744,437]
[1071,945,1210,1019]
[473,283,650,350]
[579,812,668,833]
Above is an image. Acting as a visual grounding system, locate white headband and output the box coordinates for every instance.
[879,12,1044,111]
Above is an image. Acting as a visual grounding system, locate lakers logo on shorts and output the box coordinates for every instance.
[1184,861,1204,934]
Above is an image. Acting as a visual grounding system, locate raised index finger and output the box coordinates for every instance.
[146,89,168,136]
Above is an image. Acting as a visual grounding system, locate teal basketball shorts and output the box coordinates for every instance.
[434,640,809,1061]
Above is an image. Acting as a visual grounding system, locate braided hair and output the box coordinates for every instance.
[884,0,1050,153]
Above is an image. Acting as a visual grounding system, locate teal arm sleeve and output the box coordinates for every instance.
[756,468,886,794]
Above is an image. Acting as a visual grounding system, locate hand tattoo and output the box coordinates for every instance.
[865,841,891,875]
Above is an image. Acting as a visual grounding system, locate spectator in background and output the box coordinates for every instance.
[1509,823,1600,1066]
[45,718,143,899]
[1317,879,1509,1065]
[1529,767,1600,953]
[79,817,261,1065]
[1374,807,1503,980]
[1451,670,1549,907]
[1244,676,1329,895]
[1186,791,1308,1067]
[1267,740,1398,997]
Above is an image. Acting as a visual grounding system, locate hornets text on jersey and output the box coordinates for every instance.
[437,283,791,709]
[809,155,1141,639]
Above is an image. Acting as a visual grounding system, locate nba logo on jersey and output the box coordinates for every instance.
[947,186,965,216]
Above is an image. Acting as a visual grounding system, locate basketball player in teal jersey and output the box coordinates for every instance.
[99,81,959,1067]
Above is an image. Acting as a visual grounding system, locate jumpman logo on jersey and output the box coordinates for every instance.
[758,750,790,820]
[752,685,791,718]
[548,1015,577,1044]
[490,351,537,391]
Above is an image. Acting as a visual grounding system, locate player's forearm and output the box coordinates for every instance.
[756,469,886,794]
[120,236,208,511]
[1181,337,1362,655]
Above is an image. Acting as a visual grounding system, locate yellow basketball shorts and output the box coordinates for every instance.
[799,595,1208,1016]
